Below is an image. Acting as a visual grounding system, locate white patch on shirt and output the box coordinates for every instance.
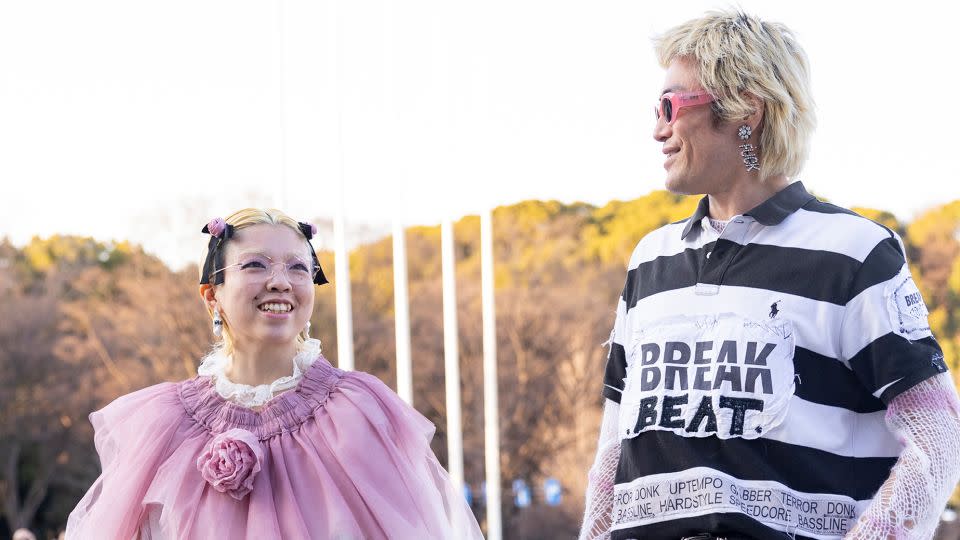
[885,268,932,341]
[610,466,866,538]
[618,313,795,441]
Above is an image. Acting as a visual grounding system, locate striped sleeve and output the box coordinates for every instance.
[602,291,629,403]
[840,234,947,404]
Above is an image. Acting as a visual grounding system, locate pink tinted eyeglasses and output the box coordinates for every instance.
[655,91,715,125]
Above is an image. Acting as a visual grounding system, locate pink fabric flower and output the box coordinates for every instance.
[196,428,263,500]
[206,217,227,238]
[309,222,318,236]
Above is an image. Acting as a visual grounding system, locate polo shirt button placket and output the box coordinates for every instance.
[696,221,726,296]
[695,217,749,296]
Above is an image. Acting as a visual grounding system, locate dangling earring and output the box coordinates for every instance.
[212,309,223,338]
[737,125,760,172]
[304,320,311,339]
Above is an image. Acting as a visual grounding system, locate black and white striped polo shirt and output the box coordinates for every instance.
[602,182,945,540]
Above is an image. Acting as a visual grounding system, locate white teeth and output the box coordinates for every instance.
[259,302,292,313]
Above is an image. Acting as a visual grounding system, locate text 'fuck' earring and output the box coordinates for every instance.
[212,309,223,338]
[738,124,760,172]
[304,320,311,339]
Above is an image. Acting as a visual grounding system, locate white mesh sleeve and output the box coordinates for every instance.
[579,398,621,540]
[846,372,960,539]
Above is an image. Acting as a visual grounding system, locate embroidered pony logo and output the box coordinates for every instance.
[769,300,782,319]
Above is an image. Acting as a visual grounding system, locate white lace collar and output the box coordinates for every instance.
[197,339,322,409]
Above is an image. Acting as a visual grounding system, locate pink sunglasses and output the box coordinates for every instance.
[655,91,715,125]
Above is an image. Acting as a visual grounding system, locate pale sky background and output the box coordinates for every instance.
[1,0,958,269]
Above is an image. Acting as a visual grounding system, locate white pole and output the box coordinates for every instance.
[441,219,464,491]
[481,209,501,540]
[333,203,353,371]
[328,0,354,371]
[380,0,412,404]
[275,0,287,210]
[393,222,413,404]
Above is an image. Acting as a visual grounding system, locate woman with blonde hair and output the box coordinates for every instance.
[66,208,482,539]
[580,10,960,540]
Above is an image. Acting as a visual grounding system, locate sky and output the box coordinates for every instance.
[1,0,958,269]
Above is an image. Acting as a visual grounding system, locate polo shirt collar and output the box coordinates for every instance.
[680,195,712,240]
[680,181,815,239]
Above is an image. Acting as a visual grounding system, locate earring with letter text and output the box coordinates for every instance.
[738,125,759,172]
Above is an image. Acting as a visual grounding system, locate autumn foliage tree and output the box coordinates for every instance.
[2,192,959,538]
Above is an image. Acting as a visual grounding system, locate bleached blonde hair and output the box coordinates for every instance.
[654,10,816,180]
[200,208,313,356]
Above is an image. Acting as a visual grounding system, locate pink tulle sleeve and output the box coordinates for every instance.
[66,382,192,540]
[333,370,484,539]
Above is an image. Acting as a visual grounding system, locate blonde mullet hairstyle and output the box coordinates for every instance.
[654,10,816,180]
[200,208,313,356]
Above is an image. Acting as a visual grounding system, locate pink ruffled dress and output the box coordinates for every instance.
[66,341,483,539]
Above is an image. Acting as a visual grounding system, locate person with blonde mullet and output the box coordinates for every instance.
[579,10,960,540]
[66,208,483,539]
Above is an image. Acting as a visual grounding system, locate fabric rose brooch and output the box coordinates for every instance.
[196,428,264,500]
